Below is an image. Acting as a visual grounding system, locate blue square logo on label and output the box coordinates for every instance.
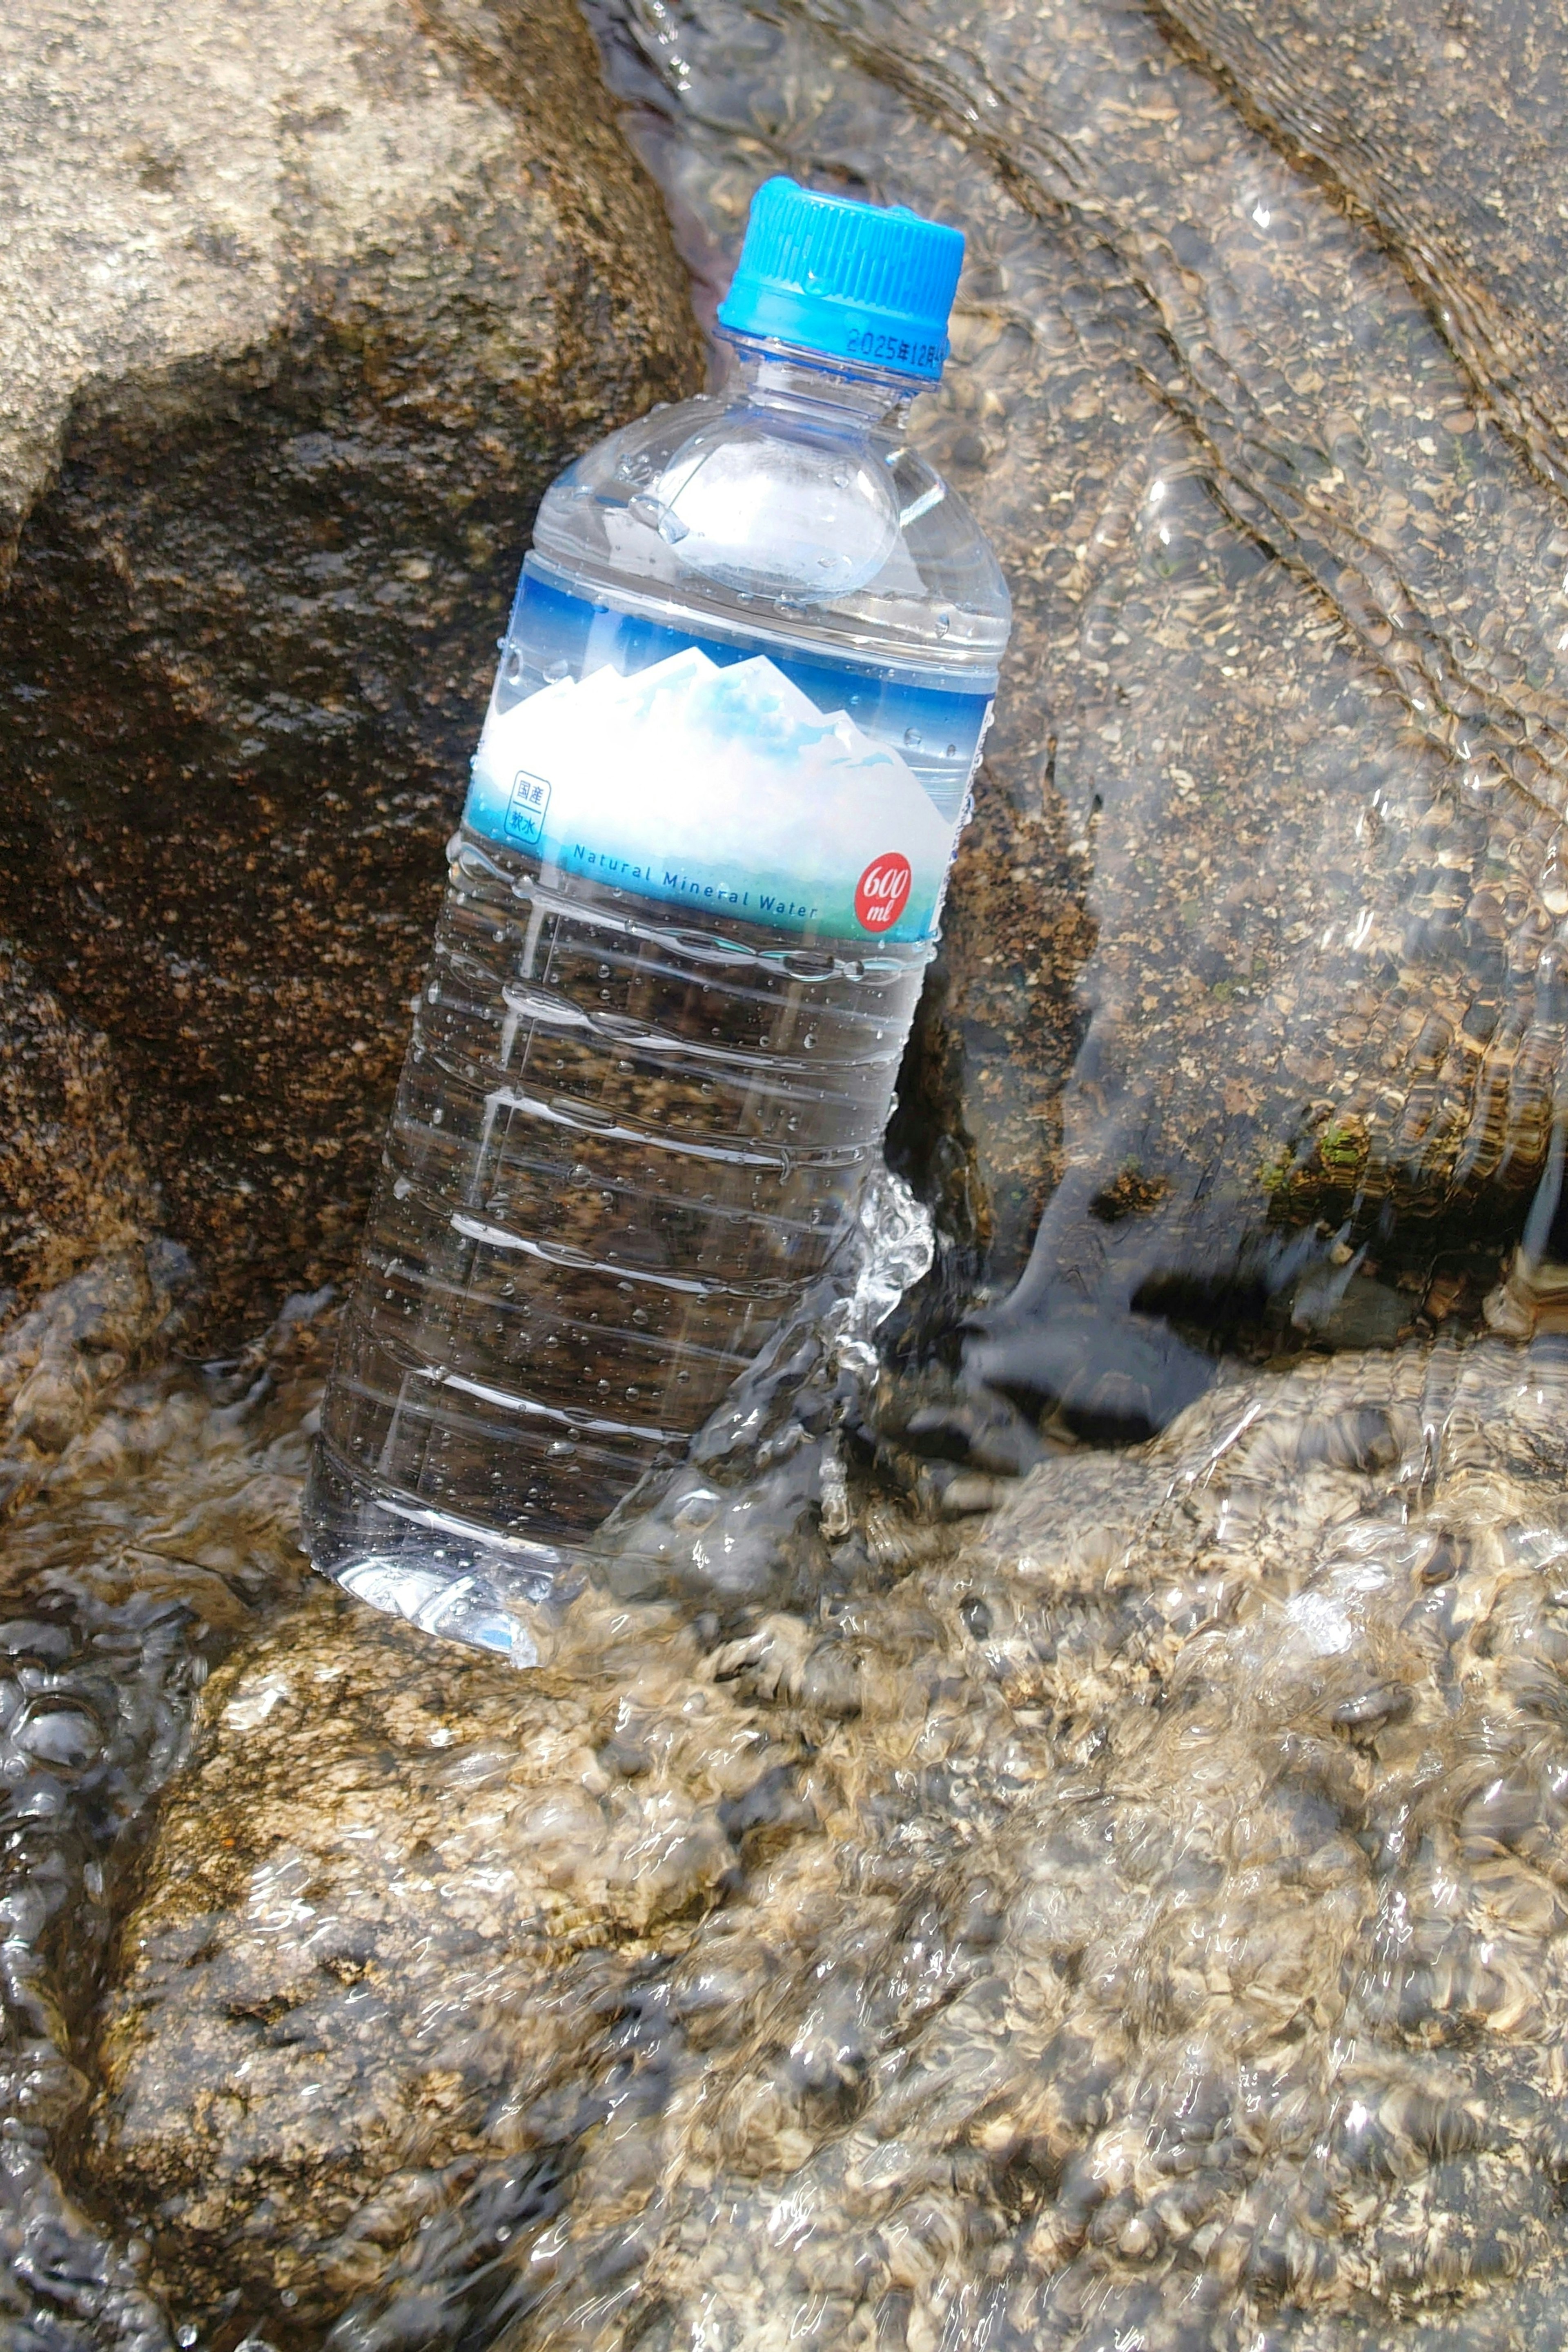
[504,768,551,847]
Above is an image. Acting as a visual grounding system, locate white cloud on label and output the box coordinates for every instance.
[470,648,951,931]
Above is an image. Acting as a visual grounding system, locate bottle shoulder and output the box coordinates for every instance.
[530,390,1010,687]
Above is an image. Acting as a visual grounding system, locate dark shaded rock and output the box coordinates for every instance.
[0,0,703,1339]
[0,947,156,1302]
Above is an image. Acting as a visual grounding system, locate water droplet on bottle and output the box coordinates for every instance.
[503,648,522,683]
[904,726,923,748]
[936,610,953,633]
[544,658,571,682]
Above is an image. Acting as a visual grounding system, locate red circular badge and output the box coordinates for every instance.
[854,852,913,932]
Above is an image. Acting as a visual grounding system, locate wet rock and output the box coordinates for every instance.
[87,1584,816,2345]
[0,1243,190,1512]
[0,946,156,1305]
[594,0,1568,1416]
[0,1272,326,2352]
[25,4,1568,2347]
[74,1321,1568,2349]
[1149,0,1568,499]
[0,0,702,1337]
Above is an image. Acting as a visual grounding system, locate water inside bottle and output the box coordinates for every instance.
[304,831,929,1648]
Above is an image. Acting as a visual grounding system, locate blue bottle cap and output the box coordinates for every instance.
[717,176,964,383]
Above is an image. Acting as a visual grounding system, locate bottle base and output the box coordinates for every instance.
[302,1438,588,1663]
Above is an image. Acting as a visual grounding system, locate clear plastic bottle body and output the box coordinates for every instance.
[304,336,1011,1655]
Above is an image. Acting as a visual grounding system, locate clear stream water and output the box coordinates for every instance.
[10,0,1568,2345]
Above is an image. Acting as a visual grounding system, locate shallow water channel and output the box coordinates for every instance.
[9,0,1568,2344]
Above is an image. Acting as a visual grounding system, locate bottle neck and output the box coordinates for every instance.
[719,329,918,428]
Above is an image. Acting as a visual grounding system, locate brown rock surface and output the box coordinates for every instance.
[0,0,702,1338]
[82,1328,1568,2350]
[0,950,155,1307]
[89,1581,810,2343]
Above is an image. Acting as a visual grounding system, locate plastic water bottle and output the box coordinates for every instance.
[303,177,1011,1655]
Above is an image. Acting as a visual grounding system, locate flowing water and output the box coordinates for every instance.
[586,0,1568,1403]
[11,0,1568,2343]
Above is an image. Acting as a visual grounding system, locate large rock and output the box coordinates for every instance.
[85,1331,1568,2349]
[597,0,1568,1425]
[0,0,702,1337]
[1152,0,1568,497]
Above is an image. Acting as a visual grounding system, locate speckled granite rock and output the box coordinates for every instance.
[0,0,702,1336]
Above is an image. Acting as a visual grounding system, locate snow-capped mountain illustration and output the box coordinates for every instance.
[466,646,953,940]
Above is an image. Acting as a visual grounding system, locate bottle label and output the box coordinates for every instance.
[463,568,992,944]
